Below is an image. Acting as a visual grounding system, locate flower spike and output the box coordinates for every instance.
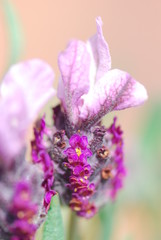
[31,17,148,219]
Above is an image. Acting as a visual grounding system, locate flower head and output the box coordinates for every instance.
[32,17,148,218]
[0,59,55,239]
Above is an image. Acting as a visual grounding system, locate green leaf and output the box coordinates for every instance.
[43,194,64,240]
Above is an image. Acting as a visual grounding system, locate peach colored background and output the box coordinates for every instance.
[0,1,161,239]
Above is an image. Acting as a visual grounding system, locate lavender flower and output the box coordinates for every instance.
[0,59,55,239]
[32,17,148,218]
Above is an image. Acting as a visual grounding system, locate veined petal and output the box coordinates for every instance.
[88,16,111,81]
[58,40,91,124]
[79,69,148,126]
[0,59,55,164]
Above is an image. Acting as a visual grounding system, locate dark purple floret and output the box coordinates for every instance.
[107,117,126,199]
[10,220,36,240]
[31,117,56,211]
[9,182,38,217]
[8,181,38,239]
[44,190,56,212]
[63,134,96,217]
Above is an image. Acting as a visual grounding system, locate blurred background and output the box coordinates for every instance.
[0,0,161,239]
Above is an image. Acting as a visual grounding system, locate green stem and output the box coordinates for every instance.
[1,0,24,73]
[67,211,77,240]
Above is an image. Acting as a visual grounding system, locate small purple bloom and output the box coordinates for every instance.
[64,134,92,161]
[9,182,38,216]
[10,220,37,239]
[8,181,38,238]
[73,165,92,178]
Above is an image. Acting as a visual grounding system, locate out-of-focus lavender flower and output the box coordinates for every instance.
[32,17,148,218]
[0,59,55,239]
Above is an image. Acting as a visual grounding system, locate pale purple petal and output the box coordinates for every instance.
[88,17,111,81]
[58,40,91,124]
[0,59,55,164]
[1,59,55,120]
[57,18,111,124]
[79,69,148,125]
[57,17,148,128]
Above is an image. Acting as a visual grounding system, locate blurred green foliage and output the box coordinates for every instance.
[99,202,116,240]
[2,0,23,72]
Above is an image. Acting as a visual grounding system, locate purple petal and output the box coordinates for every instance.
[79,136,88,149]
[83,149,92,158]
[79,69,148,123]
[44,190,55,205]
[9,220,37,237]
[0,59,55,165]
[58,40,91,124]
[73,166,84,175]
[69,134,81,147]
[78,154,88,165]
[64,147,78,160]
[88,17,111,81]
